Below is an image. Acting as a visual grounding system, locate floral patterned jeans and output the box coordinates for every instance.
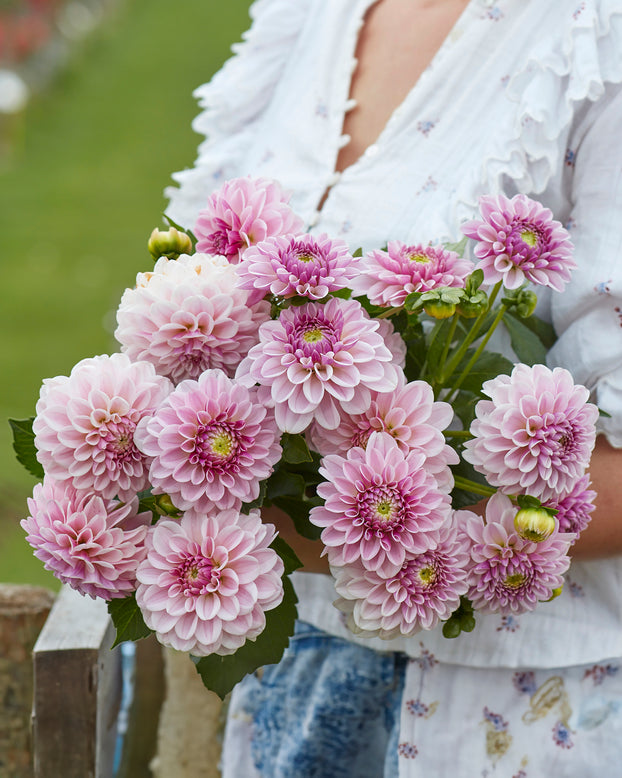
[221,622,622,778]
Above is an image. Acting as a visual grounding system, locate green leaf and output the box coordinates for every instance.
[241,480,268,513]
[270,536,303,576]
[193,574,299,699]
[519,314,557,350]
[450,458,491,509]
[9,418,44,479]
[444,235,468,256]
[266,469,307,500]
[451,391,479,429]
[108,594,153,647]
[503,312,548,365]
[281,433,313,464]
[448,350,513,394]
[272,495,323,540]
[599,407,612,419]
[352,247,363,258]
[330,287,352,300]
[424,318,456,381]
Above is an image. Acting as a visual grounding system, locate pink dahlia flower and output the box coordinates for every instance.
[333,520,470,638]
[194,176,304,263]
[309,376,458,491]
[350,241,473,308]
[237,233,358,306]
[115,253,270,384]
[375,318,407,368]
[33,354,172,501]
[236,297,400,433]
[22,477,150,600]
[135,369,281,513]
[135,509,284,655]
[462,193,576,291]
[464,364,598,498]
[542,475,596,538]
[310,433,452,577]
[456,493,573,614]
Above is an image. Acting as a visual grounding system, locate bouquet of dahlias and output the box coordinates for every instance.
[12,176,599,698]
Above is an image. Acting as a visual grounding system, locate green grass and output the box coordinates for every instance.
[0,0,252,585]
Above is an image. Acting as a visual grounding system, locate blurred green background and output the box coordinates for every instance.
[0,0,252,586]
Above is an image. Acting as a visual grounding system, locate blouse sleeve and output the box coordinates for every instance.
[547,82,622,447]
[165,0,312,230]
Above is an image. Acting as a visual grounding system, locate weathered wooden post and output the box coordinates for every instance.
[32,586,122,778]
[0,584,55,778]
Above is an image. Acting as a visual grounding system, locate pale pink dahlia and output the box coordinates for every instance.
[456,493,573,614]
[236,297,400,433]
[194,176,304,263]
[309,376,458,491]
[115,253,270,384]
[135,369,281,513]
[462,193,575,291]
[375,318,407,368]
[310,433,452,577]
[350,241,474,307]
[464,364,598,498]
[237,233,358,305]
[22,476,150,600]
[542,475,596,538]
[33,354,172,501]
[135,509,284,655]
[333,520,470,638]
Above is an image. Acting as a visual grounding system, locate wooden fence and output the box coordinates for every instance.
[0,583,223,778]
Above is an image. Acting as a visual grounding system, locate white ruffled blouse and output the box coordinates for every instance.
[167,0,622,670]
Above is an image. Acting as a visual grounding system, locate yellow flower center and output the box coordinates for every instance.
[504,572,526,589]
[303,328,324,343]
[298,252,315,263]
[520,229,537,247]
[409,252,431,263]
[210,431,234,457]
[418,566,436,586]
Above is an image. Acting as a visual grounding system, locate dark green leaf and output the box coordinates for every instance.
[450,458,491,509]
[270,536,303,576]
[451,391,479,429]
[9,418,44,479]
[281,433,313,464]
[599,408,612,419]
[193,575,299,699]
[272,495,323,540]
[108,594,153,647]
[503,312,548,365]
[266,470,307,500]
[448,350,513,394]
[330,287,352,300]
[352,247,363,258]
[424,318,456,382]
[515,313,557,350]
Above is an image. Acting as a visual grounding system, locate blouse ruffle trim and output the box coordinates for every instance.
[476,0,622,200]
[165,0,311,228]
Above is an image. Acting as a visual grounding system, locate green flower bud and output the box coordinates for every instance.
[514,507,556,542]
[421,288,464,319]
[154,493,181,517]
[544,586,564,602]
[442,618,461,639]
[457,290,488,318]
[515,289,538,318]
[148,227,193,260]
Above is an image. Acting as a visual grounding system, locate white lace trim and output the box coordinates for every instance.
[477,0,622,200]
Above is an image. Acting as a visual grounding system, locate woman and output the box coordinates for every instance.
[167,0,622,775]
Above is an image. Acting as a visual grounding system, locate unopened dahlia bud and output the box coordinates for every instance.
[421,288,464,319]
[514,289,538,318]
[545,585,564,602]
[457,289,488,318]
[514,506,557,542]
[148,227,193,260]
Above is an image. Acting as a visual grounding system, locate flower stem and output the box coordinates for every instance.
[453,476,496,497]
[443,429,473,439]
[445,303,507,404]
[440,281,503,383]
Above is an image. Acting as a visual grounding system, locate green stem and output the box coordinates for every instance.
[437,312,460,381]
[443,430,473,439]
[445,303,507,404]
[377,306,403,319]
[419,318,447,381]
[441,281,503,381]
[453,476,496,497]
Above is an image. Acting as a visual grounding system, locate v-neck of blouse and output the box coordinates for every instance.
[326,0,479,189]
